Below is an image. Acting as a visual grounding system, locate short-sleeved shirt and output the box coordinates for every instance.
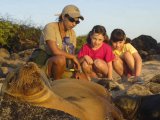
[39,22,76,55]
[113,43,137,57]
[78,43,115,62]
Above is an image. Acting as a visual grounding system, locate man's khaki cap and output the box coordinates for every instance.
[61,5,84,20]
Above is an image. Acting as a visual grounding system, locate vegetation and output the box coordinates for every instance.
[76,35,87,53]
[0,17,41,52]
[0,16,86,53]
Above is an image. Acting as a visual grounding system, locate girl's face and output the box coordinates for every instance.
[112,40,125,51]
[90,33,104,50]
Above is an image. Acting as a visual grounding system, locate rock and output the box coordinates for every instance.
[141,60,160,82]
[150,74,160,83]
[138,50,148,60]
[0,48,10,59]
[132,35,158,53]
[114,94,160,120]
[19,39,38,51]
[146,54,160,61]
[94,78,125,91]
[0,95,78,120]
[0,68,5,78]
[18,49,35,61]
[127,84,152,96]
[10,53,20,60]
[131,35,160,60]
[0,67,9,75]
[157,42,160,54]
[146,82,160,94]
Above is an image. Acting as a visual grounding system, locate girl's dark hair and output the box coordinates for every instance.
[86,25,109,44]
[110,29,126,42]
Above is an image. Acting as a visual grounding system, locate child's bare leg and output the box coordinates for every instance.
[112,57,124,76]
[112,57,129,82]
[123,52,144,83]
[81,61,97,81]
[123,52,135,73]
[93,59,108,77]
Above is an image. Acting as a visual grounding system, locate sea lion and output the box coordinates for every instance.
[114,94,160,120]
[2,62,123,120]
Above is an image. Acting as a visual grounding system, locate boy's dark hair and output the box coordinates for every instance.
[110,29,126,42]
[86,25,109,44]
[110,29,131,44]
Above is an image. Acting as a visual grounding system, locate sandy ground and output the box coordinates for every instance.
[141,60,160,81]
[112,60,160,81]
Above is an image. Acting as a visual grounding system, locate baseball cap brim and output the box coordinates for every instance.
[68,13,84,20]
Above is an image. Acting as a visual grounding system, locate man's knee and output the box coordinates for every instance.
[49,56,66,65]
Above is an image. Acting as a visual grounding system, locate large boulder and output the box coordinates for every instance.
[131,35,160,59]
[127,84,152,96]
[114,94,160,120]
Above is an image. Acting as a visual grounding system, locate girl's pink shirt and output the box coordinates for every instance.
[78,43,115,62]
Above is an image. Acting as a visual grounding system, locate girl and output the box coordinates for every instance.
[110,29,143,83]
[78,25,115,81]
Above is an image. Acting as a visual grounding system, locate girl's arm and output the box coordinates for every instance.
[79,55,93,65]
[107,61,113,80]
[133,52,142,77]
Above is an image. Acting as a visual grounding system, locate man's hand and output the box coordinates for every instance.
[72,56,81,71]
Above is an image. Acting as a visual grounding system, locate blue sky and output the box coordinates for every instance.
[0,0,160,42]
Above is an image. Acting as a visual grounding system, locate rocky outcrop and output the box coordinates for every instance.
[131,35,160,60]
[0,95,78,120]
[0,48,34,78]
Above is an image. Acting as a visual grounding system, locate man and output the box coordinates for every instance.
[39,5,84,80]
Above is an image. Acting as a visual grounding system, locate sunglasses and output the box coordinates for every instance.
[67,16,80,24]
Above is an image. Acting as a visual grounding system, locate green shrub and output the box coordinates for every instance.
[0,17,41,52]
[76,35,87,54]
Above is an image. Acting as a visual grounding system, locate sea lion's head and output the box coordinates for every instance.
[114,95,139,119]
[2,62,51,97]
